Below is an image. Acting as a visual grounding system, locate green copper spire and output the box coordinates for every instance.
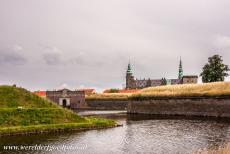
[178,57,183,79]
[127,62,132,74]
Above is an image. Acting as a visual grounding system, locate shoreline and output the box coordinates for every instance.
[0,121,122,137]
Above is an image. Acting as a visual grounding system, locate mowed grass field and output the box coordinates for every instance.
[87,82,230,100]
[0,86,116,135]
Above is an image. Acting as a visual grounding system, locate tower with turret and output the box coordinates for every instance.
[126,62,135,89]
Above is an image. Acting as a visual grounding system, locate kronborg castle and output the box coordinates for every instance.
[126,59,198,89]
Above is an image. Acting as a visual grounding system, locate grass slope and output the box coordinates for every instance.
[0,86,56,108]
[0,86,116,135]
[86,82,230,101]
[131,82,230,100]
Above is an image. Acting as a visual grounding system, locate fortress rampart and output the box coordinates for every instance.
[127,96,230,118]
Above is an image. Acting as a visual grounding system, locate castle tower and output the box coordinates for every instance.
[127,62,132,75]
[178,57,183,79]
[126,62,135,89]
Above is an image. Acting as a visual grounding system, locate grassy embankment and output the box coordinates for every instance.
[86,82,230,100]
[0,86,116,136]
[86,93,130,100]
[131,82,230,100]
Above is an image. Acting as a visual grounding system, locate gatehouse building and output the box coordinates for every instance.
[46,89,86,109]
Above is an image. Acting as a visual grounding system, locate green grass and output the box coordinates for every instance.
[130,82,230,100]
[0,85,117,135]
[0,108,86,127]
[0,86,56,108]
[0,118,116,135]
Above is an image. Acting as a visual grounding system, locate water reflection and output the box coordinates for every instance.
[1,111,230,154]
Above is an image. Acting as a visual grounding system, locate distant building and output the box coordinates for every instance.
[182,75,199,84]
[78,89,96,96]
[126,58,198,89]
[46,89,86,109]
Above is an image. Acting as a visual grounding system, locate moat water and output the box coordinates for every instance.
[1,111,230,154]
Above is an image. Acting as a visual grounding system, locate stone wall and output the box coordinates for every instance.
[86,99,128,110]
[127,97,230,118]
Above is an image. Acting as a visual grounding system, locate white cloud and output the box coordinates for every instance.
[11,45,23,51]
[59,83,69,89]
[214,35,230,48]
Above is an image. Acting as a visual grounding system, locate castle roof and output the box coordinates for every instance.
[127,63,132,74]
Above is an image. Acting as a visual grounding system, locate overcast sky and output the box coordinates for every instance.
[0,0,230,92]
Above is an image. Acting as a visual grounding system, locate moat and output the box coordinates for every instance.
[1,111,230,154]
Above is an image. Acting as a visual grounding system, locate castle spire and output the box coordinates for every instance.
[127,62,132,74]
[178,57,183,79]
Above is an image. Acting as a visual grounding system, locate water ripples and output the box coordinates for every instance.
[1,111,230,154]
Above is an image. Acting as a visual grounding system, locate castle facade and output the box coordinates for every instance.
[126,59,198,89]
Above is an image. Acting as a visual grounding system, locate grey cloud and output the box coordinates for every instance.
[43,49,114,67]
[68,53,88,66]
[42,48,88,66]
[0,47,27,65]
[43,52,62,65]
[0,0,230,91]
[41,46,66,65]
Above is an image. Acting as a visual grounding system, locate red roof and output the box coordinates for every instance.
[34,91,46,97]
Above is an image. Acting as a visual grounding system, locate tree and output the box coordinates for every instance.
[200,54,229,83]
[108,88,119,93]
